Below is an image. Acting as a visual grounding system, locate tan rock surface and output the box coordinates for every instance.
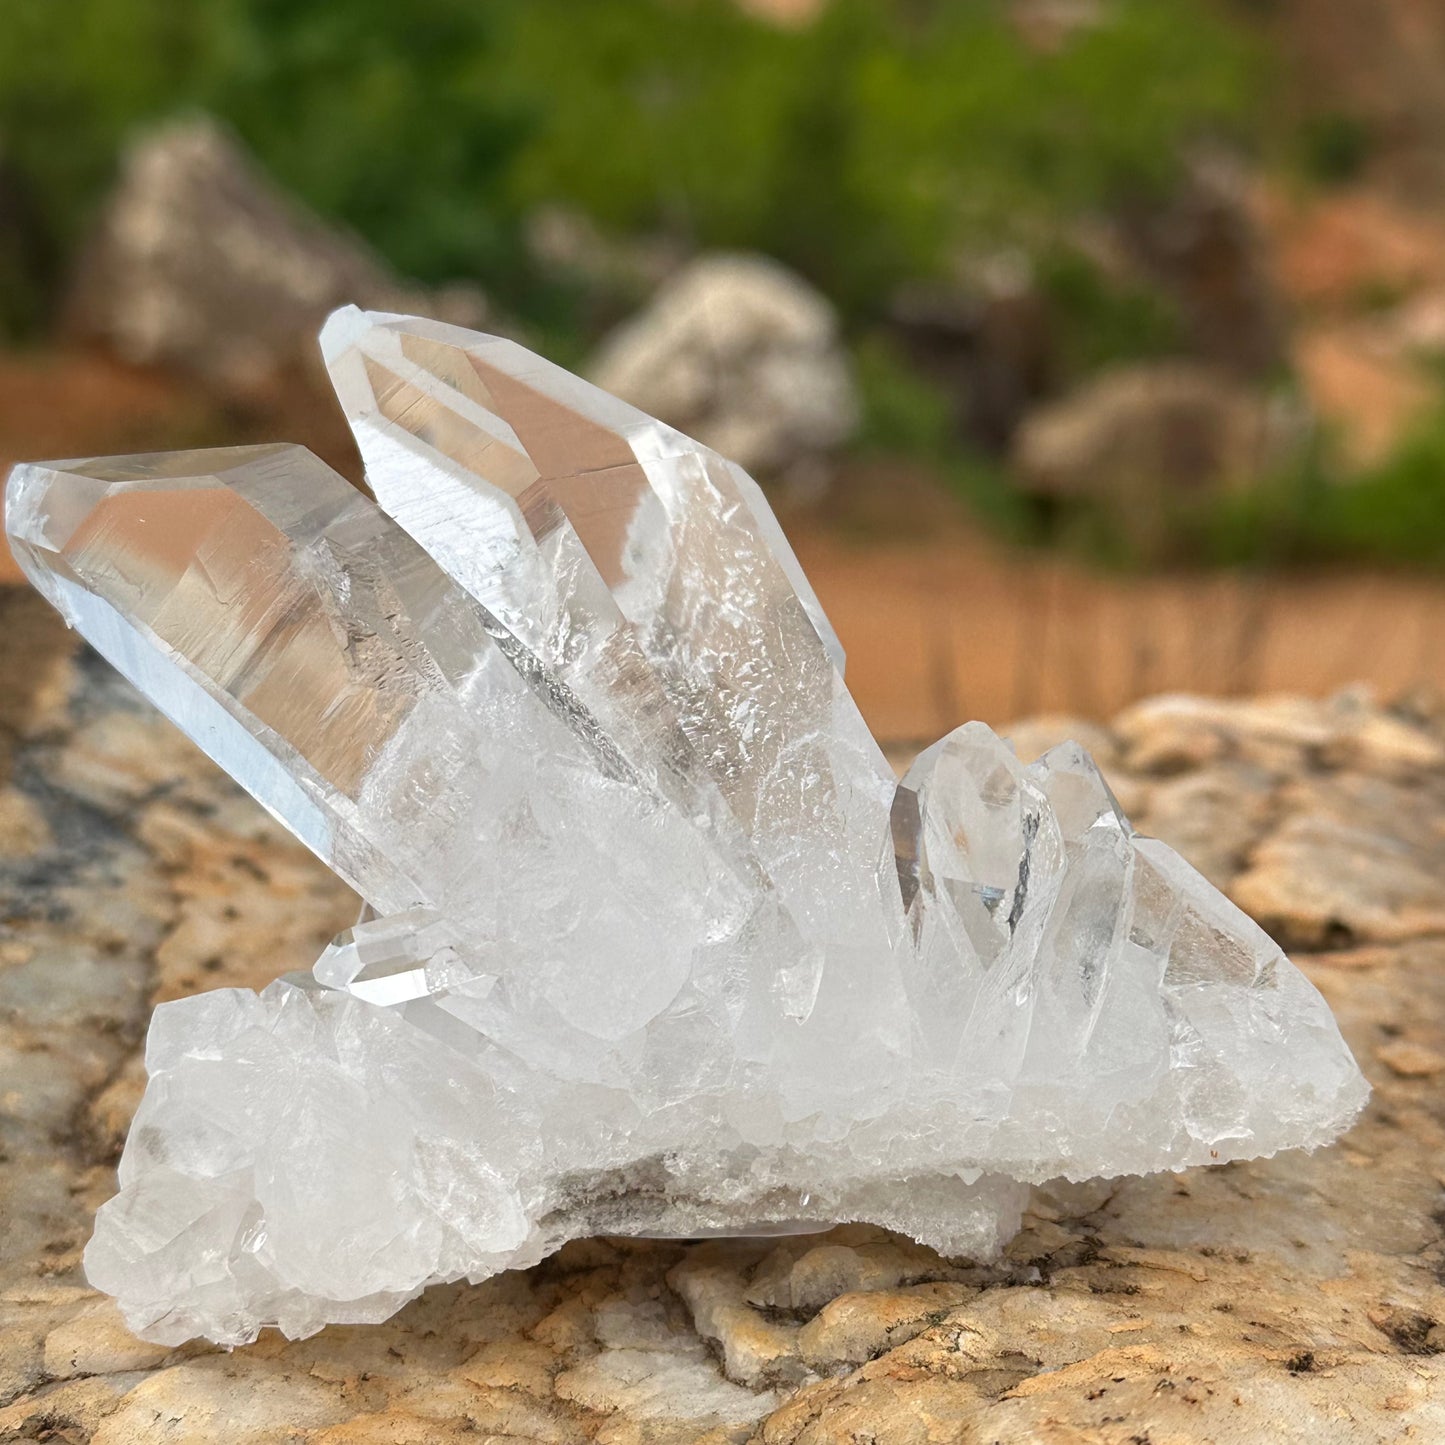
[0,586,1441,1442]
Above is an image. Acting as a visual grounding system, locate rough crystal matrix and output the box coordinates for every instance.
[5,310,1366,1346]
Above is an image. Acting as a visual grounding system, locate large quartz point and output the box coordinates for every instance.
[5,309,1366,1346]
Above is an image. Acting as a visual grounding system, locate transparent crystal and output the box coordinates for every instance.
[4,310,1367,1346]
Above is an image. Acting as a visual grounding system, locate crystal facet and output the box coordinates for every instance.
[4,309,1367,1346]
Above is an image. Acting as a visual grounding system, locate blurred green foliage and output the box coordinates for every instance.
[0,0,1257,327]
[1101,400,1445,571]
[851,335,1039,540]
[1294,111,1373,188]
[499,0,1259,311]
[1,0,197,268]
[851,336,959,459]
[1312,410,1445,565]
[1255,407,1445,568]
[1034,249,1185,376]
[0,0,530,291]
[197,0,531,284]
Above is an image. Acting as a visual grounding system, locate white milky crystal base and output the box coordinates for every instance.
[92,979,1035,1346]
[4,309,1367,1347]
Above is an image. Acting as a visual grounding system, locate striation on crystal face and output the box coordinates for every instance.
[4,308,1367,1346]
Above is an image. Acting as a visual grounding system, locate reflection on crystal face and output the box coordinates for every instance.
[323,310,883,949]
[5,309,1368,1347]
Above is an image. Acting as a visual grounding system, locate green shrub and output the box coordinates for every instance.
[500,0,1259,313]
[1309,409,1445,565]
[0,0,211,255]
[1035,248,1184,378]
[851,335,957,457]
[1295,111,1373,187]
[197,0,532,284]
[1169,402,1445,571]
[0,0,534,333]
[0,0,1261,338]
[851,335,1038,540]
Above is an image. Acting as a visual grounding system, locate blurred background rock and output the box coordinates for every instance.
[6,0,1445,746]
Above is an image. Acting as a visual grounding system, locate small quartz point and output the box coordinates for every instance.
[5,311,1367,1346]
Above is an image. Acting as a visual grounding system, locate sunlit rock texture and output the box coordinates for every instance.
[4,309,1366,1346]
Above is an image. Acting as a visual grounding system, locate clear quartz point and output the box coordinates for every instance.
[312,907,475,1006]
[5,310,1368,1347]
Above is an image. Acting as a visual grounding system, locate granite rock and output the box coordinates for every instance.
[64,118,489,401]
[1011,362,1306,547]
[0,596,1439,1442]
[589,253,858,479]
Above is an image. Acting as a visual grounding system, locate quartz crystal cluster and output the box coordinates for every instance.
[5,309,1367,1346]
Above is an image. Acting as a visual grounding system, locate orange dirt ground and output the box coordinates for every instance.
[794,527,1445,741]
[4,350,1445,744]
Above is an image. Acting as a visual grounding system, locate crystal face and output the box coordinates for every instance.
[5,309,1367,1346]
